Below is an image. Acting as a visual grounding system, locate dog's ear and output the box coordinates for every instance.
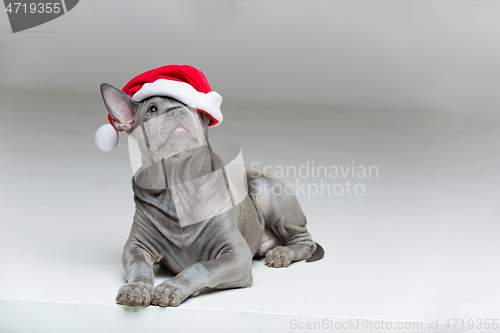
[100,83,138,132]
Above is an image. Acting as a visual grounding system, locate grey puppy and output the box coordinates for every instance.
[100,83,324,307]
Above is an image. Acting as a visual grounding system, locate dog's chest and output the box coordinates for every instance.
[133,186,227,257]
[152,218,230,273]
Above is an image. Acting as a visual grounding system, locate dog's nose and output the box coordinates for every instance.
[169,109,186,122]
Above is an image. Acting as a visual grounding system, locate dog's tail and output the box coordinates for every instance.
[306,242,325,263]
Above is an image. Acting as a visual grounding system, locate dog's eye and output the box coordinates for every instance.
[147,106,157,115]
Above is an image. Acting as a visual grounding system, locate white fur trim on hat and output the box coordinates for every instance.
[131,79,223,126]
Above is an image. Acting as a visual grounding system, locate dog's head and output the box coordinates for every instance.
[100,83,210,161]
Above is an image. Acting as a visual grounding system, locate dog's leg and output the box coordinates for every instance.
[248,171,322,267]
[257,226,281,256]
[151,228,253,307]
[116,239,155,307]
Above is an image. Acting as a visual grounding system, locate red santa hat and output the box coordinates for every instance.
[95,65,223,151]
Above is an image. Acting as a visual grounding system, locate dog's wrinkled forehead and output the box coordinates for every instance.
[134,97,191,126]
[132,96,210,137]
[136,97,209,133]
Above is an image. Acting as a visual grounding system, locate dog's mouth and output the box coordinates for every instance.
[152,125,195,157]
[167,126,191,142]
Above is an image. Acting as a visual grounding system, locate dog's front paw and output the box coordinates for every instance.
[116,282,152,307]
[265,246,294,268]
[151,280,191,307]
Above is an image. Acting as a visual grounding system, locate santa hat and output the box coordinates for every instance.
[95,65,223,151]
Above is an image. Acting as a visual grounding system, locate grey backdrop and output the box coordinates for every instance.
[2,0,500,112]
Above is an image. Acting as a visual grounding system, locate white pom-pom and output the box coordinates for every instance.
[95,123,119,151]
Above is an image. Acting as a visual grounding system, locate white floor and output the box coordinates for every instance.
[1,89,499,333]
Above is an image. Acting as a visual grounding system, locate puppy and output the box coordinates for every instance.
[99,66,324,307]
